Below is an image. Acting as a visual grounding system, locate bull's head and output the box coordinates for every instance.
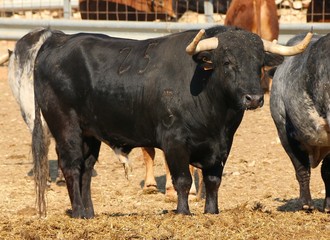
[185,29,312,110]
[186,29,313,56]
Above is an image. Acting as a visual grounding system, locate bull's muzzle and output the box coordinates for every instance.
[243,94,264,110]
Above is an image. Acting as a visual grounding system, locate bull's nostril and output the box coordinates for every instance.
[245,94,252,102]
[259,96,264,107]
[244,94,264,109]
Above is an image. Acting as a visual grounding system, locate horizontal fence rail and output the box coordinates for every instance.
[0,18,329,44]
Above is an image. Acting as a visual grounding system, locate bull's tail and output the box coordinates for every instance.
[15,28,54,217]
[32,100,50,217]
[8,27,53,131]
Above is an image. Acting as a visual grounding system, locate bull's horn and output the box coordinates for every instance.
[0,51,10,65]
[194,38,219,54]
[186,29,219,55]
[186,29,206,55]
[262,32,313,56]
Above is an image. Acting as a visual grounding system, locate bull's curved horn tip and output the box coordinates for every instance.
[298,31,313,50]
[186,29,206,55]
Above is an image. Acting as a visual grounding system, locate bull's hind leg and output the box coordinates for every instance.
[55,126,87,218]
[81,137,101,218]
[275,121,313,211]
[321,156,330,213]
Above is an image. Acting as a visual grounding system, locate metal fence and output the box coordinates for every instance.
[0,0,329,43]
[0,0,329,23]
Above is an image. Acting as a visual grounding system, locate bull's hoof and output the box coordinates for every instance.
[92,169,98,177]
[46,178,52,187]
[56,179,66,187]
[302,204,314,213]
[27,168,34,177]
[142,184,158,194]
[175,209,192,215]
[323,199,330,213]
[66,209,94,219]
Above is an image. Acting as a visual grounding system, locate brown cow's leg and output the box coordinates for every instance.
[196,168,204,201]
[164,159,177,201]
[142,147,158,194]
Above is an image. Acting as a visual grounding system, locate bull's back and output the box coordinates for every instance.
[34,31,197,144]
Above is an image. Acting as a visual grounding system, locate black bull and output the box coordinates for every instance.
[32,26,311,218]
[270,33,330,212]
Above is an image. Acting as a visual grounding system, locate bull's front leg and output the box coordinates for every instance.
[164,145,192,215]
[202,161,222,214]
[321,156,330,213]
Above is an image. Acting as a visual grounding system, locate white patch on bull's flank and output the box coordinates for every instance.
[114,148,133,179]
[293,92,330,168]
[7,28,52,132]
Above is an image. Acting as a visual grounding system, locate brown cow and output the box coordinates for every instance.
[225,0,279,92]
[225,0,279,41]
[79,0,175,21]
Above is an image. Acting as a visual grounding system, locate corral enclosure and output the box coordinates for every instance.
[0,0,328,22]
[1,0,330,239]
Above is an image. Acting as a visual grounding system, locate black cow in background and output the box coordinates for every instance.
[270,33,330,212]
[31,26,311,218]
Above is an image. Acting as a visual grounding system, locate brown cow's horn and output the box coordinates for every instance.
[0,51,10,65]
[262,32,313,56]
[186,29,219,55]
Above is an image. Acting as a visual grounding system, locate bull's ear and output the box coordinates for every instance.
[193,51,214,71]
[266,66,277,78]
[264,52,284,67]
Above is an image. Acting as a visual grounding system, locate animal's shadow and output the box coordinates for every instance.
[139,175,167,194]
[275,197,325,212]
[139,171,205,197]
[49,159,60,182]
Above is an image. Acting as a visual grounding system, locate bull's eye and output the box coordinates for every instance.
[223,61,230,66]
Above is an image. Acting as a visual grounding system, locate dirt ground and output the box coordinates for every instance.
[0,40,329,239]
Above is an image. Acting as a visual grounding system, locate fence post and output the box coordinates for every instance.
[204,0,214,23]
[63,0,71,19]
